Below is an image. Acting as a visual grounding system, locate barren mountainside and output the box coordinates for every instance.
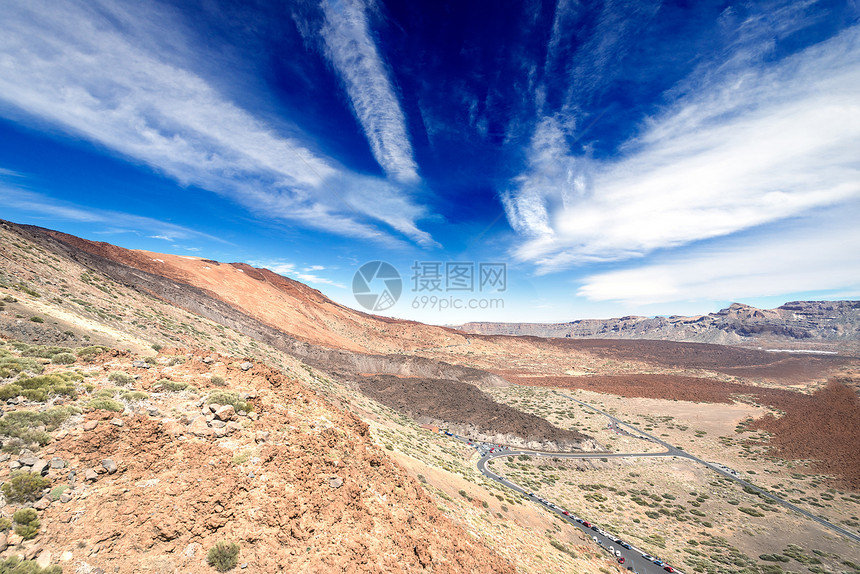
[458,301,860,346]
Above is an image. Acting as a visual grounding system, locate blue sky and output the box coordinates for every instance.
[1,0,859,324]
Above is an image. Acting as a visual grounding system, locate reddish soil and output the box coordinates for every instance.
[497,373,759,404]
[751,380,860,489]
[34,356,516,573]
[501,370,860,488]
[521,337,849,382]
[356,374,588,448]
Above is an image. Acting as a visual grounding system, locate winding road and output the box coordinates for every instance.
[455,390,860,573]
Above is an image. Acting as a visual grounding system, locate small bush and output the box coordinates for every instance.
[48,485,69,501]
[86,398,124,412]
[120,391,148,402]
[0,517,11,531]
[207,541,240,572]
[1,472,49,503]
[0,556,62,574]
[210,375,226,386]
[51,352,76,365]
[76,345,108,358]
[151,344,163,352]
[206,390,253,412]
[29,317,44,324]
[108,371,135,386]
[0,407,79,448]
[21,346,72,359]
[155,379,189,392]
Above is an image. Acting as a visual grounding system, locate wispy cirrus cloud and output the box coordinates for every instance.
[0,0,432,246]
[250,259,346,289]
[504,24,860,273]
[577,206,860,305]
[0,185,224,245]
[319,0,419,183]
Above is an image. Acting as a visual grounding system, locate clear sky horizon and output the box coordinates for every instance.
[2,0,859,324]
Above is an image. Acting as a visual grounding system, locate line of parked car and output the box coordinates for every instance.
[524,491,680,573]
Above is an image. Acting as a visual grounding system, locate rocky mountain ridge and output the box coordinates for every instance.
[458,301,860,346]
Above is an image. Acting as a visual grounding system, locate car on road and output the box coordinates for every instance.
[562,511,570,516]
[581,521,591,527]
[663,567,674,572]
[641,554,655,561]
[590,525,599,531]
[617,556,625,564]
[619,542,631,549]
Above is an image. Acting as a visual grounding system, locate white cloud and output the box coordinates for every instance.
[320,0,419,183]
[576,207,860,305]
[505,25,860,273]
[0,185,223,244]
[0,0,432,246]
[250,259,346,289]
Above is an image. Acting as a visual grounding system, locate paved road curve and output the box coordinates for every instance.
[551,390,860,545]
[453,391,860,573]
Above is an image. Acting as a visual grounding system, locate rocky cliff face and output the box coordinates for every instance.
[458,301,860,346]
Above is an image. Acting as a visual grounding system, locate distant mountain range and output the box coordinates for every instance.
[457,301,860,346]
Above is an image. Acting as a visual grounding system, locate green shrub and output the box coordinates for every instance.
[48,485,69,501]
[738,507,765,517]
[0,407,80,449]
[86,398,124,412]
[155,379,189,392]
[151,344,163,352]
[1,473,49,503]
[12,372,81,401]
[0,556,62,574]
[0,517,11,531]
[210,375,226,386]
[108,371,135,386]
[29,317,43,324]
[0,355,43,377]
[75,345,108,358]
[50,352,76,365]
[12,508,39,540]
[120,391,148,402]
[206,390,253,412]
[207,541,240,572]
[21,346,72,359]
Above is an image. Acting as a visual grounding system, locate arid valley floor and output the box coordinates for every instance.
[1,219,859,573]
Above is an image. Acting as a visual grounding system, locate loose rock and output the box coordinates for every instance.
[132,360,151,369]
[83,420,98,431]
[110,418,124,427]
[33,497,51,510]
[85,469,99,482]
[329,476,344,489]
[101,459,118,474]
[240,362,252,371]
[214,405,235,421]
[50,457,66,469]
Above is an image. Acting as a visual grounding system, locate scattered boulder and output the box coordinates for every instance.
[240,362,252,371]
[132,360,151,369]
[83,420,98,431]
[31,459,49,476]
[202,356,214,364]
[328,476,343,489]
[18,455,39,466]
[254,431,270,443]
[36,551,52,570]
[110,418,124,427]
[84,469,98,482]
[8,460,21,471]
[6,532,23,547]
[33,497,51,510]
[0,532,7,552]
[214,405,235,421]
[50,457,66,469]
[101,459,117,475]
[60,550,73,561]
[188,415,213,438]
